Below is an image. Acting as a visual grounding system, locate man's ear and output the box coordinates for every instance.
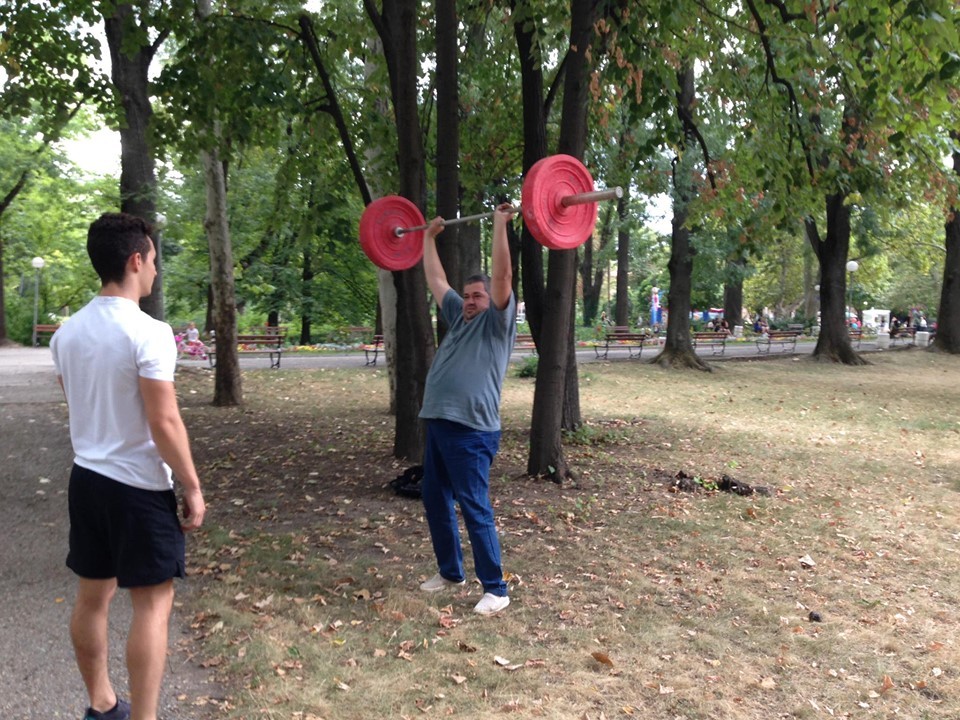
[128,251,143,273]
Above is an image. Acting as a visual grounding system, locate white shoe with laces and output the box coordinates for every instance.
[473,593,510,615]
[419,573,466,593]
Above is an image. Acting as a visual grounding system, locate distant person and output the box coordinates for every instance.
[417,204,517,616]
[51,212,206,720]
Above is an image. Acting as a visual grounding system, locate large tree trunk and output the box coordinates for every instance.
[197,0,241,406]
[614,189,631,327]
[723,258,745,331]
[651,65,709,370]
[932,136,959,353]
[434,0,460,344]
[104,4,164,319]
[527,0,595,482]
[202,150,243,404]
[376,0,435,461]
[806,194,867,364]
[513,10,548,345]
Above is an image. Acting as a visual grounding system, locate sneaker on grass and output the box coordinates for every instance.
[84,699,130,720]
[419,573,466,592]
[473,593,510,615]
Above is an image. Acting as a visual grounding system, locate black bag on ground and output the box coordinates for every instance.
[390,465,423,498]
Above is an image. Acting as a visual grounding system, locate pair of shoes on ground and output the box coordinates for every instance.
[84,698,130,720]
[419,573,510,615]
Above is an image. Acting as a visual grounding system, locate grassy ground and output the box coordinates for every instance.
[175,349,960,720]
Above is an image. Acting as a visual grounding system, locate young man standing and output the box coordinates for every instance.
[51,213,206,720]
[418,205,517,615]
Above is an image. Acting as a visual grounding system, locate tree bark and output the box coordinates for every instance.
[527,0,595,481]
[104,3,164,319]
[723,259,745,331]
[651,65,710,371]
[805,195,867,364]
[580,204,613,326]
[615,190,631,327]
[374,0,435,461]
[202,150,243,404]
[434,0,460,344]
[932,135,960,353]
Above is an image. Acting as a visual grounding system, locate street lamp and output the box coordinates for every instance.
[845,260,859,325]
[30,256,46,347]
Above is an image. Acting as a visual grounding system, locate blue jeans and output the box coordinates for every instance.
[422,419,507,596]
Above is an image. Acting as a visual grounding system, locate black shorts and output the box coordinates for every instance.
[66,464,185,588]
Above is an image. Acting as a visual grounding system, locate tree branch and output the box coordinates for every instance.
[744,0,816,179]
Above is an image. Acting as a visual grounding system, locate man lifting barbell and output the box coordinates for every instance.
[417,204,517,616]
[358,154,622,270]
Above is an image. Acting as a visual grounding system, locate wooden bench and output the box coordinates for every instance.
[208,329,286,369]
[787,323,805,333]
[756,330,800,354]
[849,328,863,348]
[342,325,373,344]
[362,334,384,365]
[594,330,653,360]
[33,323,61,346]
[514,333,537,354]
[692,331,727,355]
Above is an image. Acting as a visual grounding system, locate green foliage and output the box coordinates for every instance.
[515,355,538,379]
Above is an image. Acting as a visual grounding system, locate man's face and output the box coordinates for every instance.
[139,239,158,298]
[462,281,490,321]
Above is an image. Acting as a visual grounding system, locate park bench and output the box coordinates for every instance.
[787,323,805,333]
[756,330,800,354]
[692,331,727,355]
[890,327,916,345]
[514,333,537,354]
[849,328,863,348]
[342,325,373,344]
[33,324,61,346]
[208,327,286,369]
[594,328,653,360]
[362,334,384,365]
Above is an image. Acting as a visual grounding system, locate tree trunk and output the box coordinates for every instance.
[513,10,548,345]
[614,189,631,327]
[202,149,243,405]
[527,0,595,481]
[376,0,435,461]
[651,65,710,370]
[104,4,164,319]
[806,195,867,364]
[433,0,460,346]
[580,204,613,326]
[723,259,744,331]
[932,136,959,353]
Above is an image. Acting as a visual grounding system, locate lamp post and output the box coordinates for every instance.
[845,260,859,325]
[30,256,46,347]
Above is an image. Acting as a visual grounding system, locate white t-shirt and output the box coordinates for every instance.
[51,296,177,491]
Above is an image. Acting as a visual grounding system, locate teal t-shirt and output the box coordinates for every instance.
[419,288,517,432]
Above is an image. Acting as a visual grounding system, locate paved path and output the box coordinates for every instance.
[0,346,221,719]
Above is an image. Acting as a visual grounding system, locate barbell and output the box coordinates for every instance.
[358,154,623,271]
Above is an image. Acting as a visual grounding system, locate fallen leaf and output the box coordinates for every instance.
[591,651,614,667]
[450,674,467,685]
[458,641,477,653]
[494,656,511,666]
[880,675,895,694]
[760,677,777,689]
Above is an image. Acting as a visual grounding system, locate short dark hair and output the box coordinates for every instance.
[87,212,154,285]
[464,273,491,294]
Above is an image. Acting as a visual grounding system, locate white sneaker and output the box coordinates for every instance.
[473,593,510,615]
[419,573,465,593]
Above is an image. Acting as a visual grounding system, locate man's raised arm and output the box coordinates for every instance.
[422,216,452,303]
[490,204,515,310]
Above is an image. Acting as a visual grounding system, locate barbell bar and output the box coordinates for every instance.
[358,154,623,271]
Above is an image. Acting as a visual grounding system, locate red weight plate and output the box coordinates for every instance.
[358,196,426,271]
[521,154,597,250]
